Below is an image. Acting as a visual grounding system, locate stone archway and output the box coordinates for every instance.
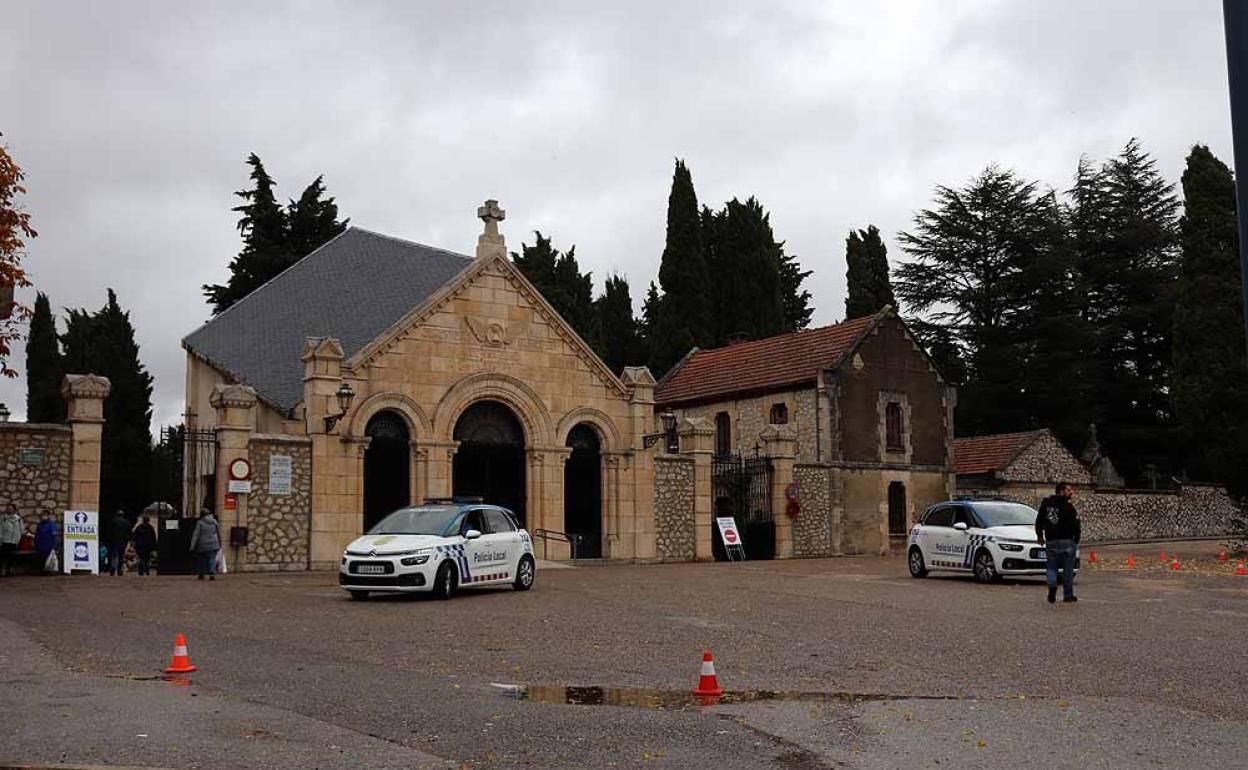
[363,410,411,531]
[564,423,602,559]
[453,400,527,525]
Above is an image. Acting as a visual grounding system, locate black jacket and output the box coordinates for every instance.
[133,522,157,552]
[1035,495,1081,543]
[107,515,132,548]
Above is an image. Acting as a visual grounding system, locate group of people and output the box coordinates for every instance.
[0,506,224,580]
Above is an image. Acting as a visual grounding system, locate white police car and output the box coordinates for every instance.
[339,502,535,600]
[907,499,1075,582]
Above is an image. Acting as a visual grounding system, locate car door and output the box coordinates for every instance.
[485,508,522,580]
[917,506,952,568]
[948,505,975,570]
[458,508,491,585]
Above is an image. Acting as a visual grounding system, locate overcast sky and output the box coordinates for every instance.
[0,1,1235,431]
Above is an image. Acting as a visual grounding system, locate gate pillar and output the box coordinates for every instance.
[211,384,257,571]
[677,417,716,561]
[62,374,111,512]
[761,424,798,559]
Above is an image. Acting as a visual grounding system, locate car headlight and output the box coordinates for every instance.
[400,555,430,566]
[998,543,1025,552]
[341,550,348,564]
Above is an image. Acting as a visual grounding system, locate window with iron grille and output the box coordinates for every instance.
[769,403,788,425]
[715,412,732,457]
[885,402,904,452]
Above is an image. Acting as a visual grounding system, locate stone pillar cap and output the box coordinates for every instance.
[60,373,111,399]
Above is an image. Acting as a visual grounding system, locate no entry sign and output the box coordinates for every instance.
[716,517,741,546]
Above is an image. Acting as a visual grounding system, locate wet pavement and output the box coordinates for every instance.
[2,543,1246,768]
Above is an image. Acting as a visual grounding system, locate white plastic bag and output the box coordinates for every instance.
[214,550,228,574]
[45,550,59,573]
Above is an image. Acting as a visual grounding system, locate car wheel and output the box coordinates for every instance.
[973,549,999,583]
[433,561,458,600]
[908,547,928,578]
[349,590,369,601]
[513,555,535,591]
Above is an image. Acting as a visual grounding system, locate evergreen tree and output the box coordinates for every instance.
[895,165,1062,435]
[511,232,599,350]
[1172,144,1248,493]
[844,225,896,318]
[1074,139,1181,481]
[62,290,154,515]
[594,274,644,375]
[649,160,712,375]
[203,155,347,315]
[25,292,64,422]
[779,244,813,332]
[703,197,785,345]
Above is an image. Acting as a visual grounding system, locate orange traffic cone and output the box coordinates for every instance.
[1218,550,1229,562]
[692,650,724,697]
[1237,561,1246,576]
[164,633,198,674]
[1126,553,1136,568]
[1088,550,1098,564]
[1170,558,1180,571]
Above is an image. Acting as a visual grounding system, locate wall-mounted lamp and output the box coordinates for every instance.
[323,382,355,432]
[643,410,678,451]
[0,403,10,423]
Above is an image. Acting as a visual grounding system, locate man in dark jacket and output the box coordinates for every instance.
[105,510,132,576]
[34,510,59,573]
[133,515,158,576]
[1035,482,1081,604]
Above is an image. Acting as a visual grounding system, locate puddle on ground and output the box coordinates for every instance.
[493,683,957,710]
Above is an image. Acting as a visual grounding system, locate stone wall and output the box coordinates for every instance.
[245,436,313,570]
[0,423,72,536]
[654,455,695,561]
[792,464,833,557]
[673,388,820,462]
[998,431,1091,485]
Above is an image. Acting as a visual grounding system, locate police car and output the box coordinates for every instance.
[339,501,535,600]
[907,498,1075,582]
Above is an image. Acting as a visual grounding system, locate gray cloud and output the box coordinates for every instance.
[0,0,1233,430]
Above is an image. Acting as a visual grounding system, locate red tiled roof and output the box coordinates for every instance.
[953,431,1044,476]
[654,313,880,406]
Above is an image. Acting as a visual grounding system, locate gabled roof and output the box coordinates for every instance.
[183,227,472,413]
[653,310,884,407]
[952,430,1046,476]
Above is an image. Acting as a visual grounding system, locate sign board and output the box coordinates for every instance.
[63,510,99,574]
[227,479,252,494]
[224,493,238,511]
[785,482,801,503]
[228,458,252,481]
[268,454,292,496]
[19,447,45,466]
[716,516,747,561]
[165,519,179,531]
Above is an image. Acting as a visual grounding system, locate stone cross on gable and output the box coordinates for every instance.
[476,198,507,260]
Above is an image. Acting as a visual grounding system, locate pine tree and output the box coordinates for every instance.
[62,290,154,514]
[594,274,643,374]
[1172,145,1248,493]
[704,197,785,345]
[25,292,64,422]
[844,225,896,318]
[649,160,712,375]
[203,155,347,315]
[512,232,599,350]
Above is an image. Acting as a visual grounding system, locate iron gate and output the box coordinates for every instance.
[158,411,218,517]
[712,450,774,560]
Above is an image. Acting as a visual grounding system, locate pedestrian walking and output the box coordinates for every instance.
[34,510,59,574]
[1036,482,1082,604]
[105,510,132,576]
[132,515,158,576]
[189,507,221,581]
[0,506,22,577]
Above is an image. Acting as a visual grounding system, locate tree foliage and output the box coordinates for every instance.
[844,225,895,318]
[25,292,64,422]
[704,197,788,345]
[512,231,599,350]
[203,154,347,315]
[595,274,644,375]
[0,136,35,376]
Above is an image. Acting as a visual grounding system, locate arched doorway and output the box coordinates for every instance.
[564,424,602,559]
[363,410,411,532]
[453,400,527,525]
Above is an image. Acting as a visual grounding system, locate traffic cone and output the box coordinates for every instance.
[1170,558,1180,571]
[1088,550,1098,564]
[692,650,724,697]
[1236,561,1245,576]
[164,633,198,674]
[1159,550,1167,562]
[1126,553,1135,568]
[1218,550,1229,562]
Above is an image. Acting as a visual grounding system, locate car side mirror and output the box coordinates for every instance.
[464,529,482,540]
[953,522,969,532]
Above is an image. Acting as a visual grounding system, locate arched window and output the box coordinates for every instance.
[885,402,904,452]
[715,412,732,457]
[769,403,789,425]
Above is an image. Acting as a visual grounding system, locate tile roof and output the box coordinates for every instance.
[653,313,881,406]
[952,430,1045,476]
[183,227,471,413]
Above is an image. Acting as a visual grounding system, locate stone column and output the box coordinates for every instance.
[61,374,111,511]
[210,384,257,570]
[422,441,458,500]
[411,445,429,505]
[678,417,715,561]
[621,366,658,560]
[762,424,799,560]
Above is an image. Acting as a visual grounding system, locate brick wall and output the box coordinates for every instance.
[245,436,313,570]
[0,423,72,536]
[654,455,695,561]
[792,464,833,557]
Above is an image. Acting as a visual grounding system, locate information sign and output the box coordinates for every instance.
[63,510,99,575]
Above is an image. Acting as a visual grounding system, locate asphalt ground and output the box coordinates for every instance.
[2,542,1246,769]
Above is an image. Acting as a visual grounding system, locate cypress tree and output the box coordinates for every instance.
[286,175,348,261]
[25,292,65,422]
[1172,144,1248,493]
[779,243,813,332]
[594,274,643,374]
[704,197,785,344]
[844,225,896,318]
[649,160,712,375]
[512,232,599,350]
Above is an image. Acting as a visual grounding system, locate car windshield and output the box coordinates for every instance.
[972,502,1037,528]
[367,506,462,536]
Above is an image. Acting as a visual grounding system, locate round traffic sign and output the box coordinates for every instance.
[228,457,252,481]
[724,528,738,544]
[785,482,800,502]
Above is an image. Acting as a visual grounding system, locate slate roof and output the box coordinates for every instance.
[653,312,881,407]
[952,430,1045,476]
[183,227,472,413]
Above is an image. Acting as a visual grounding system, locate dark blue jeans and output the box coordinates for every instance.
[1045,539,1078,598]
[196,550,218,577]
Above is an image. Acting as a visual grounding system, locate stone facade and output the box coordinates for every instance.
[792,464,832,557]
[653,455,695,561]
[674,389,820,463]
[997,432,1092,485]
[245,436,313,570]
[0,424,72,534]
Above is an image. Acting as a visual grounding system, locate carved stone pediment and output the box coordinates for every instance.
[464,316,529,348]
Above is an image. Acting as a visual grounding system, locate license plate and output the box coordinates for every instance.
[357,564,386,574]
